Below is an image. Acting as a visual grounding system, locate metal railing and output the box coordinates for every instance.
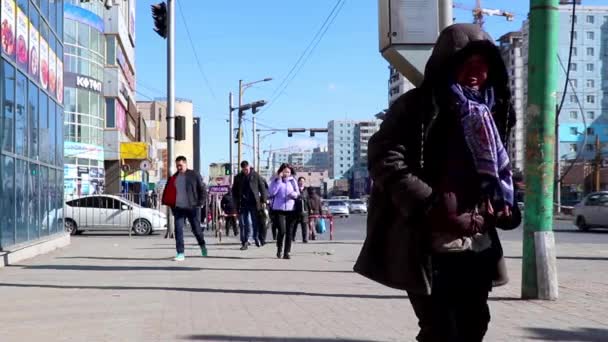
[62,193,168,236]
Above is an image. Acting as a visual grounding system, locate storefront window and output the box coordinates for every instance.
[39,92,48,162]
[16,72,28,156]
[49,102,56,165]
[77,22,89,49]
[64,19,76,44]
[28,163,39,240]
[106,36,115,65]
[106,98,115,128]
[49,0,56,33]
[40,0,49,19]
[0,156,16,248]
[56,104,63,166]
[15,159,28,243]
[2,61,15,153]
[39,166,48,235]
[28,81,38,158]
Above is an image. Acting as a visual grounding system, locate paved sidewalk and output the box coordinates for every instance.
[0,233,606,342]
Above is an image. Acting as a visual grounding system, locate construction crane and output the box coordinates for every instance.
[453,0,515,27]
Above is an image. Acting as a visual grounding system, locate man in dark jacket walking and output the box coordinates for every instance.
[232,161,268,250]
[221,190,238,237]
[292,177,310,243]
[354,24,521,341]
[161,156,208,261]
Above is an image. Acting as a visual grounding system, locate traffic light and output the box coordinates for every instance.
[151,2,168,38]
[309,128,328,137]
[224,163,231,176]
[251,100,267,114]
[287,128,305,137]
[175,116,186,141]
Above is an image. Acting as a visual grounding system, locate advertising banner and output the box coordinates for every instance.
[129,0,136,44]
[16,6,27,69]
[63,3,104,32]
[64,141,104,161]
[116,100,126,132]
[1,0,16,57]
[28,21,38,78]
[49,49,56,96]
[39,36,48,90]
[56,57,63,103]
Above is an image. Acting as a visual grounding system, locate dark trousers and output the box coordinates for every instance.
[274,210,296,255]
[408,251,493,342]
[225,216,238,236]
[173,207,206,254]
[292,213,309,242]
[239,205,260,246]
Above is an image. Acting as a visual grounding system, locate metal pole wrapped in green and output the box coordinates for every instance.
[522,0,559,300]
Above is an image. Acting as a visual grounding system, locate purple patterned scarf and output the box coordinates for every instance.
[450,83,514,207]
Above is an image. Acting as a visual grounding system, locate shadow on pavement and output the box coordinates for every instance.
[553,228,608,234]
[0,282,407,300]
[504,256,608,261]
[17,263,354,274]
[57,255,248,261]
[524,327,608,341]
[182,335,380,342]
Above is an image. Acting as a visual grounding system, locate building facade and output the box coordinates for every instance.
[309,146,329,170]
[327,120,357,179]
[498,31,526,172]
[354,120,380,170]
[388,65,414,106]
[102,0,138,194]
[62,1,106,196]
[288,150,312,167]
[1,0,65,249]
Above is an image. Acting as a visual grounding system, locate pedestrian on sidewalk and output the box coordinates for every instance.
[354,23,521,342]
[269,163,299,259]
[161,156,208,261]
[293,177,310,243]
[232,161,268,250]
[221,189,239,237]
[307,189,323,241]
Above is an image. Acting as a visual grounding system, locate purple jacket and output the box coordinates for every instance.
[269,176,299,211]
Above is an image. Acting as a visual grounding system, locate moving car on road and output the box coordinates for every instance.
[574,191,608,231]
[326,200,350,218]
[60,195,168,236]
[348,199,368,214]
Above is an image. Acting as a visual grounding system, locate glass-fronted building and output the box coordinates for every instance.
[63,0,105,196]
[1,0,64,250]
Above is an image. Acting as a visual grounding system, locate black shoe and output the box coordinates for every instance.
[283,253,291,260]
[240,244,248,251]
[255,240,261,248]
[303,240,308,243]
[276,251,282,259]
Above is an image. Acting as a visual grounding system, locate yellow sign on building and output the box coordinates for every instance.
[120,142,149,160]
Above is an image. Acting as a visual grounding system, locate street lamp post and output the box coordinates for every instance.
[236,78,272,167]
[257,131,276,175]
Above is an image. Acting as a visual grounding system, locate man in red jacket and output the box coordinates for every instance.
[162,156,208,261]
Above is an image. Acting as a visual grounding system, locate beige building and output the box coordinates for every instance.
[137,99,195,179]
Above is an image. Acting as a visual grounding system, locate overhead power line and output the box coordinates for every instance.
[258,0,346,116]
[176,0,218,103]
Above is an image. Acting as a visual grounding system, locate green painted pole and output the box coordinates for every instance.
[522,0,559,300]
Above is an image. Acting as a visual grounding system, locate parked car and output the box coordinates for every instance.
[349,199,368,214]
[573,191,608,231]
[326,200,350,218]
[60,195,168,236]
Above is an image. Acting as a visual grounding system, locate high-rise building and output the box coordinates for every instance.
[327,120,357,179]
[388,65,414,106]
[288,150,313,167]
[309,147,329,170]
[63,1,107,196]
[1,0,67,254]
[523,6,608,162]
[354,120,381,169]
[498,31,526,172]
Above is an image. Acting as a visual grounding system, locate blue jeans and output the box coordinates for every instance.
[239,205,260,245]
[173,207,206,254]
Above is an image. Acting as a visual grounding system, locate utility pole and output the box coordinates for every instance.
[438,0,453,29]
[555,105,561,214]
[228,92,234,184]
[237,80,243,166]
[522,0,559,300]
[595,135,601,192]
[252,115,257,168]
[256,133,261,176]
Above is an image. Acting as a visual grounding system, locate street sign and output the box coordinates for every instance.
[208,185,230,194]
[140,160,151,171]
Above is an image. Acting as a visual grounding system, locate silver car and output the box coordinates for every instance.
[574,191,608,231]
[60,195,168,236]
[349,200,368,214]
[326,200,350,218]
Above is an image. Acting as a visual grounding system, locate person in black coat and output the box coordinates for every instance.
[221,191,238,237]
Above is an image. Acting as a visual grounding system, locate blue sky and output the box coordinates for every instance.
[134,0,604,176]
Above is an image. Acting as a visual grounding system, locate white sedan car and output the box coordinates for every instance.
[60,195,167,235]
[348,200,368,214]
[326,200,350,218]
[574,192,608,231]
